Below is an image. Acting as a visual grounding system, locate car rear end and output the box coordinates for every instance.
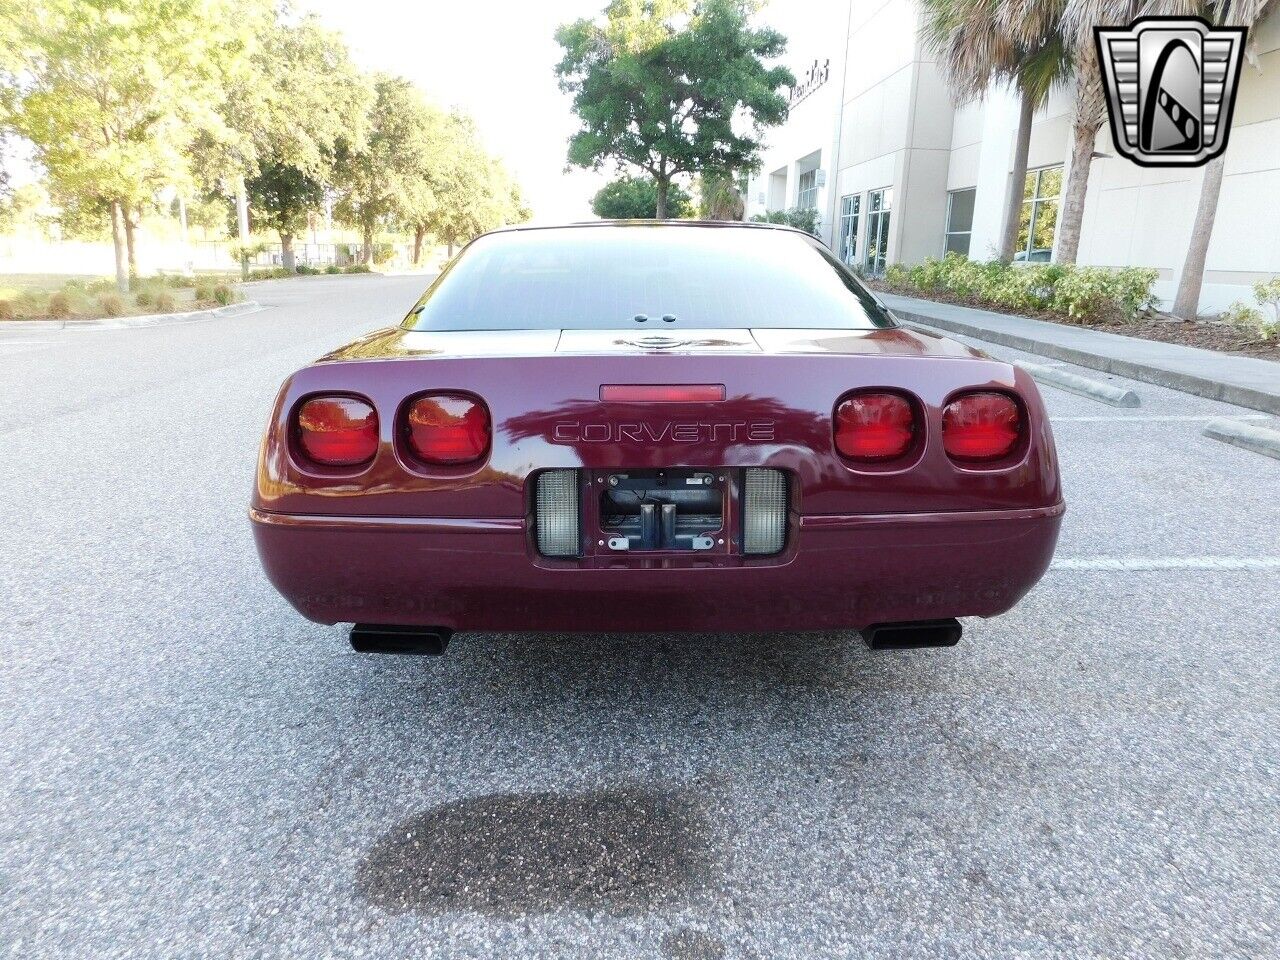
[250,223,1063,644]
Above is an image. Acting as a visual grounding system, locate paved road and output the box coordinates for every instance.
[2,274,1278,959]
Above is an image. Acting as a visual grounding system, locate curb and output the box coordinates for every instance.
[890,304,1280,416]
[0,300,262,331]
[1019,361,1141,407]
[1202,419,1280,461]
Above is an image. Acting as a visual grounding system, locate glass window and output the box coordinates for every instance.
[1016,167,1062,262]
[839,194,860,266]
[796,170,818,211]
[864,187,892,275]
[402,224,897,331]
[944,188,975,257]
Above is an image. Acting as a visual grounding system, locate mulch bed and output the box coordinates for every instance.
[868,282,1280,361]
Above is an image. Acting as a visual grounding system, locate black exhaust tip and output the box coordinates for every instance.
[349,624,453,656]
[861,618,962,650]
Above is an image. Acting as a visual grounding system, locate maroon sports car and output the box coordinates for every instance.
[251,222,1063,654]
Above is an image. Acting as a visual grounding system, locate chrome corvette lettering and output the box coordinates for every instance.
[551,421,776,444]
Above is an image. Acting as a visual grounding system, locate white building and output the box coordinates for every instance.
[747,0,1280,311]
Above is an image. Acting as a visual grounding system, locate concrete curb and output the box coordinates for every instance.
[1202,419,1280,461]
[888,302,1280,416]
[0,300,262,331]
[1019,361,1141,407]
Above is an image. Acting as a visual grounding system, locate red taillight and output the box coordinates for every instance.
[942,392,1021,461]
[405,393,490,464]
[295,396,378,466]
[834,391,916,461]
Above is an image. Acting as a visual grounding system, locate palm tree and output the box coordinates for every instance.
[1172,0,1276,318]
[698,171,745,221]
[920,0,1070,263]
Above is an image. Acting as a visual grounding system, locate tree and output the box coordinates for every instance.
[555,0,792,219]
[1172,0,1276,318]
[4,0,264,291]
[218,13,372,272]
[697,171,745,220]
[922,0,1068,263]
[591,176,693,218]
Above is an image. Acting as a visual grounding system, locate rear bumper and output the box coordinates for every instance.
[250,501,1064,632]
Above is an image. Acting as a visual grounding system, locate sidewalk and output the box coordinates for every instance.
[880,292,1280,416]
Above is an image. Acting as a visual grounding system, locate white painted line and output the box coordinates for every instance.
[1052,556,1280,571]
[1053,414,1272,423]
[1022,361,1141,407]
[1203,419,1280,462]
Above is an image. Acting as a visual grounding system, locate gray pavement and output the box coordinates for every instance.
[2,273,1278,959]
[880,291,1280,415]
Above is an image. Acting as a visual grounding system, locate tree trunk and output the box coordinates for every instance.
[362,221,374,265]
[123,211,138,278]
[1000,89,1036,264]
[109,200,129,294]
[280,232,296,273]
[655,177,670,220]
[1172,155,1225,320]
[1056,120,1098,265]
[413,226,425,265]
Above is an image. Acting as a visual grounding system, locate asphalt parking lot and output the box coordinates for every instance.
[2,273,1278,959]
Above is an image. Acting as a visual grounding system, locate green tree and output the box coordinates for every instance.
[4,0,264,291]
[555,0,792,218]
[696,171,745,220]
[217,12,371,272]
[921,0,1068,263]
[591,176,693,218]
[334,75,445,264]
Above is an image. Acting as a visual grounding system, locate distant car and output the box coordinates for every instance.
[251,222,1063,654]
[1014,247,1053,263]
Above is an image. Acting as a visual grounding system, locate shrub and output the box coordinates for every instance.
[46,292,73,318]
[295,263,320,275]
[96,293,125,317]
[748,207,821,236]
[164,274,196,288]
[194,281,215,301]
[134,289,155,308]
[343,263,372,274]
[883,263,910,287]
[0,300,14,320]
[324,264,341,274]
[153,291,176,313]
[212,283,237,305]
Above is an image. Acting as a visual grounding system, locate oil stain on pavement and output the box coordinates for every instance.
[356,784,716,917]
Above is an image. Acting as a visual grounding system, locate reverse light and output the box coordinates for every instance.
[295,395,378,466]
[834,391,916,461]
[535,470,580,557]
[942,392,1022,461]
[405,392,490,465]
[742,468,788,555]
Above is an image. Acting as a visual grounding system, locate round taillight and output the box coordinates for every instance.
[405,393,490,465]
[834,391,916,461]
[295,396,378,466]
[942,392,1021,461]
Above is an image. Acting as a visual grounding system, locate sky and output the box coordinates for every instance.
[301,0,617,224]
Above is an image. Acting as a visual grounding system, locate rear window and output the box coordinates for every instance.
[402,225,896,331]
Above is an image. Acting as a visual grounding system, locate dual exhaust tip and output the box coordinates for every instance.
[348,617,962,656]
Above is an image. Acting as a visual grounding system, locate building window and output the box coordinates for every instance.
[864,187,892,275]
[839,194,860,266]
[944,188,975,257]
[1017,167,1062,262]
[796,170,819,211]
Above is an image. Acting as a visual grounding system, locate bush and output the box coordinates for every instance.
[749,207,821,236]
[0,300,14,320]
[324,264,341,274]
[96,293,125,317]
[212,283,237,305]
[342,263,372,274]
[134,289,155,308]
[194,282,215,301]
[882,252,1157,324]
[153,291,176,313]
[46,292,73,318]
[1223,278,1280,342]
[164,274,196,288]
[295,263,320,275]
